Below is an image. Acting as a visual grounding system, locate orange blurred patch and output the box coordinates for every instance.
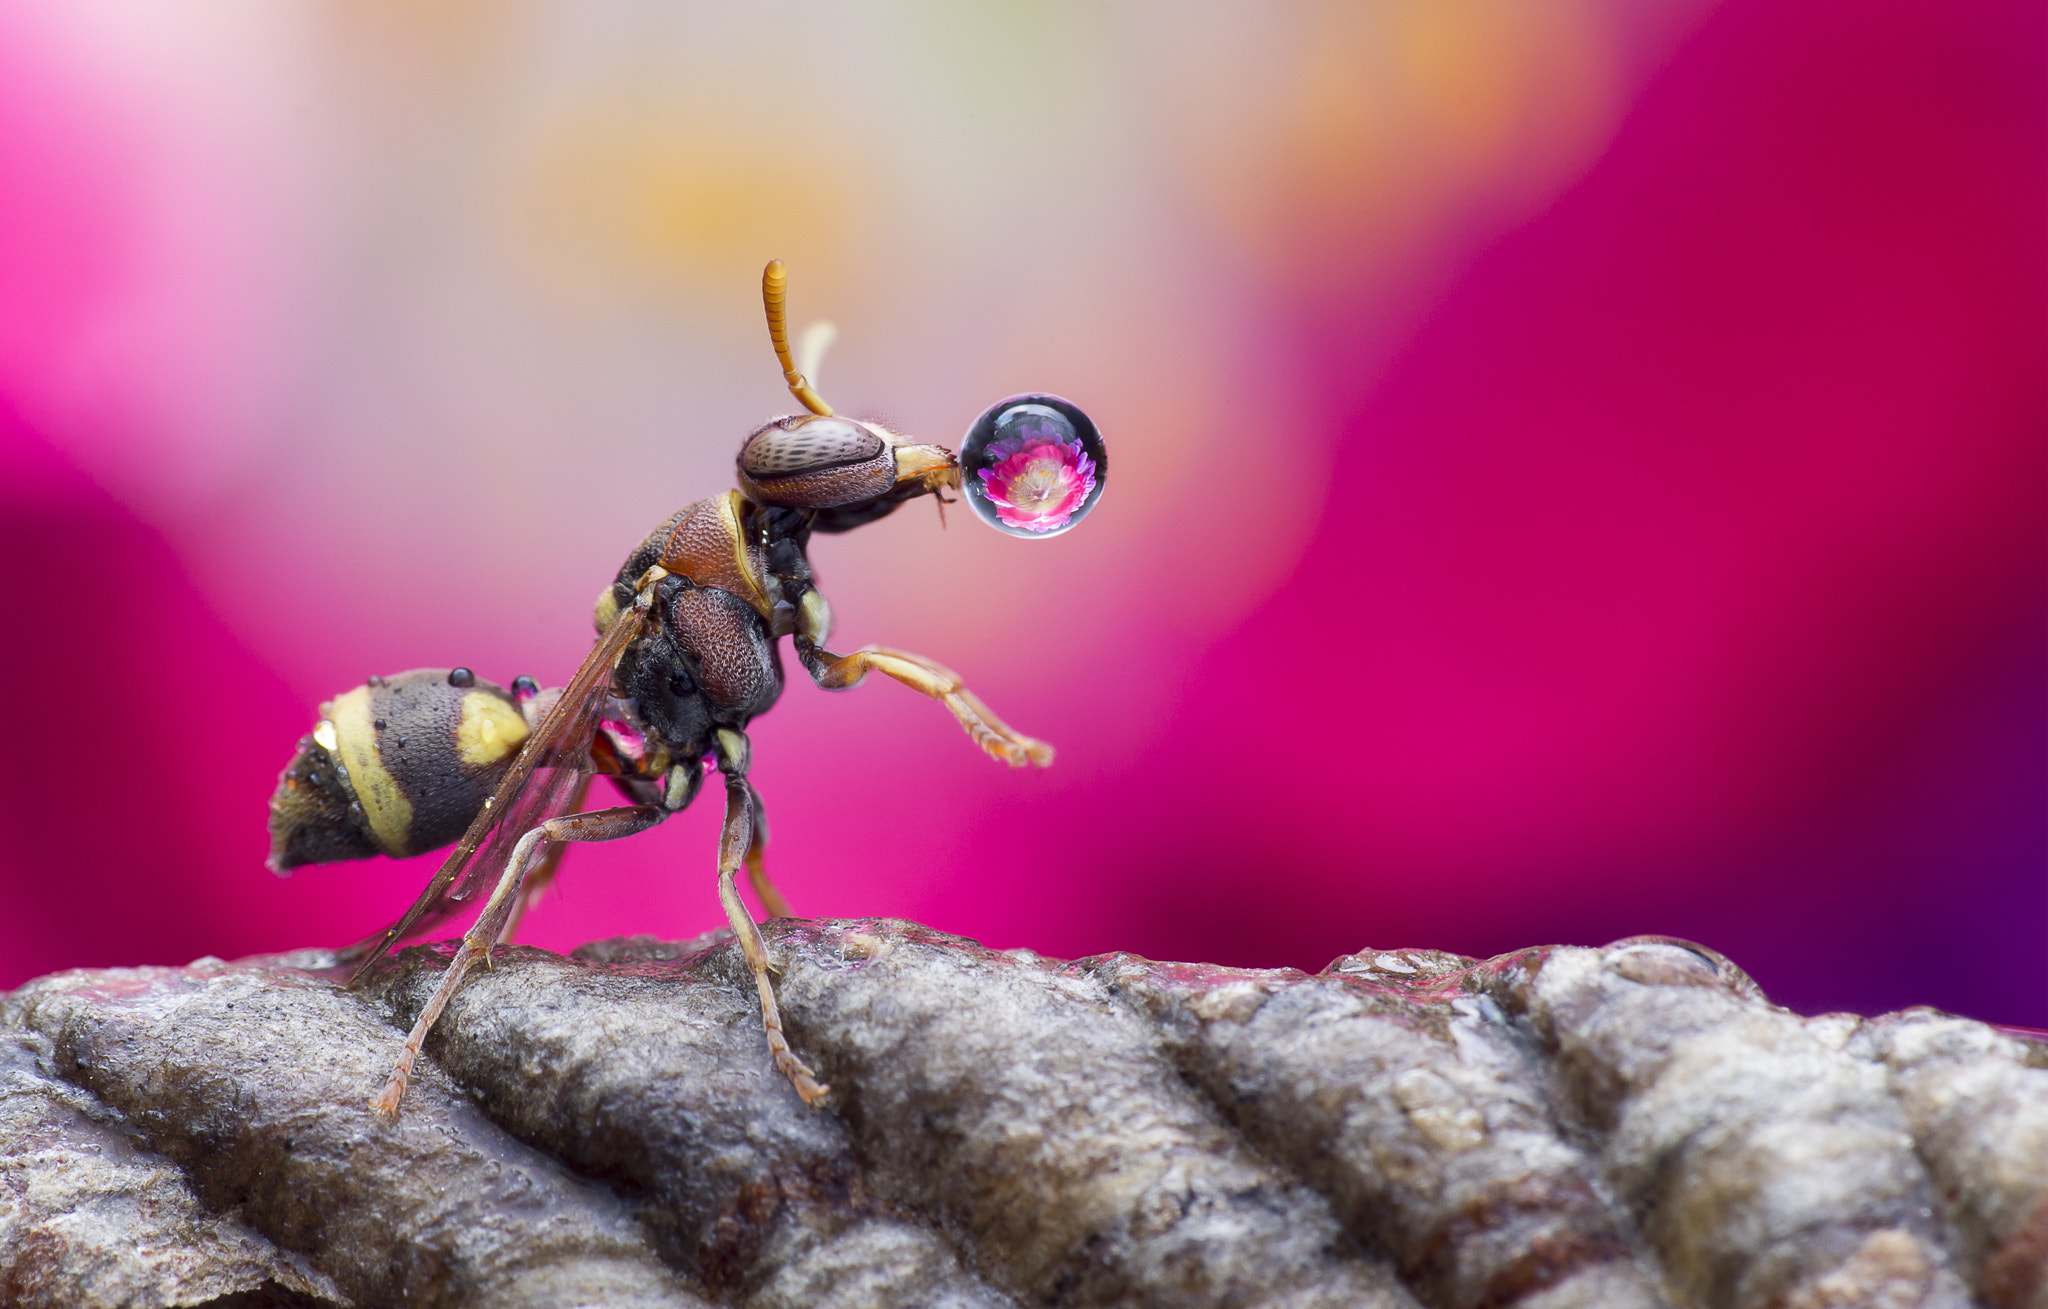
[1153,0,1632,299]
[504,89,877,311]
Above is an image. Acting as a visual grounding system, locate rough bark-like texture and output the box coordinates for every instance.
[2,923,2041,1309]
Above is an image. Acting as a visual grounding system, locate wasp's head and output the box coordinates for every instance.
[745,263,1101,536]
[734,414,959,528]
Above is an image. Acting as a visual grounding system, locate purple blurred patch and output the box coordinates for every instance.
[972,0,2047,1023]
[0,402,369,985]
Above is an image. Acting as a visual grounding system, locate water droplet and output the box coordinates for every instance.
[448,667,475,688]
[959,394,1105,539]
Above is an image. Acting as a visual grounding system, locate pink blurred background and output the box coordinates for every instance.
[2,0,2041,1025]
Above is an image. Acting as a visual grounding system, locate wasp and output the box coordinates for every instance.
[265,262,1106,1113]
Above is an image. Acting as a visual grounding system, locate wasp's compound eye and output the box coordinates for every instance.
[740,415,884,478]
[737,415,898,508]
[960,395,1104,539]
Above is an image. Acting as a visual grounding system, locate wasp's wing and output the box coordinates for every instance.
[355,755,590,953]
[344,604,649,982]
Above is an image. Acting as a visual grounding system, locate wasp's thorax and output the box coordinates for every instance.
[585,411,967,772]
[593,497,806,771]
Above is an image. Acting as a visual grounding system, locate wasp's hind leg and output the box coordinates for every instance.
[495,775,595,945]
[795,640,1053,768]
[741,780,792,919]
[714,731,827,1106]
[369,802,663,1116]
[495,837,567,946]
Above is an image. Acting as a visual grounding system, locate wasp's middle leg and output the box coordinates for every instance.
[795,639,1053,768]
[714,730,827,1106]
[368,802,663,1115]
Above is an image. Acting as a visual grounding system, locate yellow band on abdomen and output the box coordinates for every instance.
[457,689,530,768]
[328,686,413,857]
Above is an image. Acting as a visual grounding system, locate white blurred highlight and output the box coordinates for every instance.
[0,0,1713,731]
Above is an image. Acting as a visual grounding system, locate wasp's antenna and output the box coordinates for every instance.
[795,320,837,391]
[762,260,834,417]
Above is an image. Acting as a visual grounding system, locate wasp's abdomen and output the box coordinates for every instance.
[266,669,530,871]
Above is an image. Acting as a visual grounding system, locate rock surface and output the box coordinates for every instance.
[2,922,2042,1309]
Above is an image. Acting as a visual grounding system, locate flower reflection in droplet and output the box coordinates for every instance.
[979,425,1095,533]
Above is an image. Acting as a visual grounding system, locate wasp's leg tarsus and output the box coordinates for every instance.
[797,641,1053,768]
[368,803,664,1116]
[715,733,827,1106]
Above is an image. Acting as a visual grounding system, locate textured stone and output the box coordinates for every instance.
[1481,939,1980,1309]
[2,922,2041,1309]
[6,958,696,1309]
[1849,1009,2048,1309]
[1093,950,1671,1309]
[355,937,1010,1308]
[0,1029,341,1308]
[765,926,1417,1309]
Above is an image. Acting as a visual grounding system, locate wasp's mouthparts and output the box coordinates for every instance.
[892,442,959,489]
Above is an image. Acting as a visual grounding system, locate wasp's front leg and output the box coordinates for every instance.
[794,636,1053,768]
[714,729,827,1107]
